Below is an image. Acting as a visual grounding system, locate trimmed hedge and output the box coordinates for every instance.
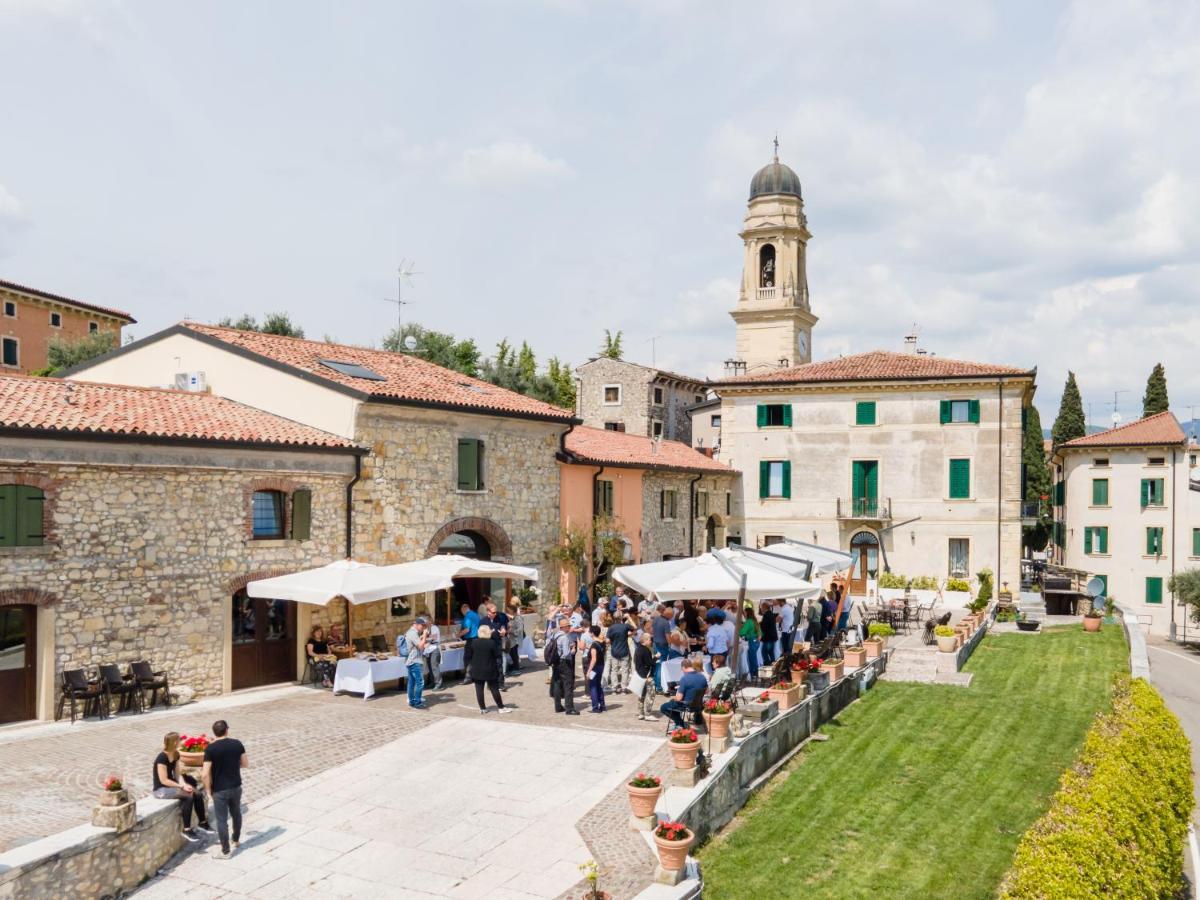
[1001,677,1193,899]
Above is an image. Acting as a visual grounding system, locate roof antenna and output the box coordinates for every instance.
[773,133,779,162]
[383,260,420,337]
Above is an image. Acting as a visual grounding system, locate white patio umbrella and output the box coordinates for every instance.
[612,548,817,602]
[732,539,853,578]
[371,554,539,596]
[245,558,403,606]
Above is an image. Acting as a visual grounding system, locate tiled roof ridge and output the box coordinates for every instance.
[564,424,732,473]
[0,277,135,322]
[714,349,1033,385]
[578,356,706,386]
[1060,410,1185,448]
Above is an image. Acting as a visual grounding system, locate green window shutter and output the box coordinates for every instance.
[457,439,480,490]
[290,489,311,540]
[855,401,876,426]
[1084,528,1093,555]
[939,400,951,424]
[759,461,769,499]
[1140,479,1151,507]
[756,405,768,428]
[1193,528,1200,557]
[949,459,970,499]
[15,486,43,547]
[1097,574,1107,597]
[1146,577,1163,604]
[781,461,791,499]
[1092,479,1108,506]
[660,491,665,518]
[0,484,13,547]
[1098,528,1108,554]
[782,404,793,427]
[1054,481,1064,505]
[968,399,980,424]
[852,461,866,501]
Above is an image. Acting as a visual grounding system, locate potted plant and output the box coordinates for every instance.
[653,820,694,873]
[702,698,734,739]
[943,576,972,606]
[768,679,804,710]
[668,727,701,769]
[820,658,845,683]
[843,645,867,668]
[1016,612,1040,632]
[99,775,128,807]
[865,622,894,657]
[517,586,539,614]
[627,772,662,818]
[178,733,208,767]
[1083,605,1102,632]
[935,625,958,653]
[577,859,610,900]
[790,655,819,683]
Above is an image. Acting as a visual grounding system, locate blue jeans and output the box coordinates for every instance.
[406,662,425,706]
[761,638,777,669]
[660,699,689,730]
[747,639,760,676]
[653,643,669,690]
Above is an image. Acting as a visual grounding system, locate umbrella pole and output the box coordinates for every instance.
[731,573,747,683]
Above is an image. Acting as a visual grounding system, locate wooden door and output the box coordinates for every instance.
[848,532,879,597]
[231,592,296,690]
[0,605,36,724]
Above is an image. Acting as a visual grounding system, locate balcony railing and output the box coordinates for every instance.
[756,286,777,300]
[837,497,892,520]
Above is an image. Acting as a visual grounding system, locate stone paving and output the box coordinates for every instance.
[132,716,661,899]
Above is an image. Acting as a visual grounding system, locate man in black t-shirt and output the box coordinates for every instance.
[606,614,634,694]
[202,719,248,858]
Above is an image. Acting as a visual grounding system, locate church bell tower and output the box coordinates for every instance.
[728,145,818,373]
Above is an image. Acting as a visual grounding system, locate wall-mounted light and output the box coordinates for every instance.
[910,531,916,545]
[812,530,818,543]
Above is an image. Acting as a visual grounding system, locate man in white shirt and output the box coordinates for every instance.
[778,600,796,656]
[424,620,443,690]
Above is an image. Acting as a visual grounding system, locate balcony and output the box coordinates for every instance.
[756,286,777,300]
[837,497,892,521]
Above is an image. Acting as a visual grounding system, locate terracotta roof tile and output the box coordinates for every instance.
[714,350,1033,386]
[0,373,354,449]
[1060,411,1186,448]
[183,323,574,422]
[565,425,733,473]
[0,278,135,323]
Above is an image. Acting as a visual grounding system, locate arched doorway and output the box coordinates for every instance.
[704,514,726,552]
[231,590,296,690]
[434,529,492,624]
[0,604,36,724]
[848,531,880,597]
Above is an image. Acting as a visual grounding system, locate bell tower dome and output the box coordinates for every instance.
[728,143,818,373]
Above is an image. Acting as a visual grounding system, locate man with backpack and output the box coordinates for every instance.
[546,616,579,716]
[398,618,428,709]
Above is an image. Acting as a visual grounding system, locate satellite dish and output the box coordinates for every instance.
[402,335,418,351]
[1111,412,1121,426]
[1086,576,1106,598]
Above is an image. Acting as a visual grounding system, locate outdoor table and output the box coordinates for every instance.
[519,635,536,659]
[660,657,684,685]
[440,645,465,672]
[333,656,407,700]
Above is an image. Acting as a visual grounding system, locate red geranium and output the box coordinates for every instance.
[629,772,662,789]
[757,691,770,702]
[791,657,821,672]
[655,819,692,841]
[703,698,732,715]
[179,734,209,752]
[669,727,698,744]
[103,775,123,792]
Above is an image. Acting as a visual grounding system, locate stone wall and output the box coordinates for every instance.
[0,438,351,706]
[640,472,736,562]
[0,796,182,899]
[577,358,654,437]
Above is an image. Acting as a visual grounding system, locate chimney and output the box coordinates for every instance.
[903,328,919,355]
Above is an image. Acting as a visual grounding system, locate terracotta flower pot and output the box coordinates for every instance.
[654,831,695,872]
[669,740,701,770]
[844,647,867,668]
[703,711,734,739]
[627,783,663,818]
[936,634,958,653]
[864,638,884,659]
[1083,616,1102,633]
[820,660,844,683]
[178,751,205,768]
[768,683,802,710]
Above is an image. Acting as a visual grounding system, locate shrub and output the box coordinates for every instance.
[877,572,908,589]
[934,625,956,637]
[976,568,994,604]
[1000,677,1193,899]
[945,577,971,592]
[909,575,939,591]
[867,622,895,638]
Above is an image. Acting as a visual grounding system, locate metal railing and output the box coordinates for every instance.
[836,497,892,520]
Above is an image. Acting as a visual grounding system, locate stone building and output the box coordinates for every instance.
[575,357,708,443]
[0,278,134,375]
[68,322,575,645]
[558,425,736,599]
[0,373,358,724]
[687,396,723,457]
[1053,411,1200,637]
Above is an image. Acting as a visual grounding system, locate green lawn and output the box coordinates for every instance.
[698,626,1128,899]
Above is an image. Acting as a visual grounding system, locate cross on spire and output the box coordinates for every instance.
[773,133,779,162]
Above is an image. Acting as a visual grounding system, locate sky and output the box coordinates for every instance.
[0,0,1198,426]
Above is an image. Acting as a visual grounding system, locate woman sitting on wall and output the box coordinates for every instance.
[153,732,211,841]
[306,625,338,688]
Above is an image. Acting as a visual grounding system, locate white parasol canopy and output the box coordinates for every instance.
[613,548,818,602]
[733,539,853,577]
[246,555,539,607]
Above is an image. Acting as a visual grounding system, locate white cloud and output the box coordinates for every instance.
[446,142,573,189]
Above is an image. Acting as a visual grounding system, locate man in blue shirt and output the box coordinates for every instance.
[705,619,731,658]
[651,604,672,691]
[660,658,708,731]
[458,602,480,685]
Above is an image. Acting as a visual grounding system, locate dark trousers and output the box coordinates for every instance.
[153,777,205,829]
[781,630,795,656]
[462,638,475,679]
[660,699,689,730]
[552,659,576,712]
[474,679,503,710]
[761,638,777,669]
[587,672,605,711]
[507,646,520,671]
[211,786,242,853]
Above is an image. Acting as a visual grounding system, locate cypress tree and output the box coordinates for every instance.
[1022,404,1052,550]
[1051,371,1086,445]
[1142,363,1170,417]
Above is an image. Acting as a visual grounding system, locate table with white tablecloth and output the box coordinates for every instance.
[332,656,407,700]
[439,645,465,673]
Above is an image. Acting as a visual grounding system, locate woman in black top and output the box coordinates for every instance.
[153,732,210,839]
[759,601,779,669]
[468,625,510,714]
[306,625,337,688]
[633,632,656,721]
[585,625,607,713]
[681,601,704,654]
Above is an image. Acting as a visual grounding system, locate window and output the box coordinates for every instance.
[603,385,621,405]
[855,401,877,426]
[251,490,285,539]
[1,337,17,368]
[595,479,614,517]
[948,538,969,577]
[290,489,312,540]
[49,312,62,328]
[756,404,792,428]
[1083,526,1109,555]
[318,358,386,381]
[88,322,98,333]
[0,484,45,547]
[1140,478,1165,507]
[711,414,721,428]
[1146,576,1164,604]
[1093,458,1109,467]
[457,438,484,491]
[2,301,14,317]
[758,460,791,499]
[694,395,704,404]
[1054,480,1065,506]
[725,491,731,515]
[661,489,678,519]
[696,491,708,517]
[1193,527,1200,557]
[1191,454,1197,468]
[1146,526,1164,556]
[1148,456,1166,467]
[603,422,625,432]
[652,420,663,438]
[948,459,971,499]
[763,534,784,547]
[1091,478,1109,506]
[940,399,980,425]
[653,387,663,404]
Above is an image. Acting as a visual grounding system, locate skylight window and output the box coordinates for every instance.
[319,359,386,381]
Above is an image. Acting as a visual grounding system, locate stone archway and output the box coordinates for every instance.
[426,517,513,562]
[0,588,59,608]
[704,514,726,552]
